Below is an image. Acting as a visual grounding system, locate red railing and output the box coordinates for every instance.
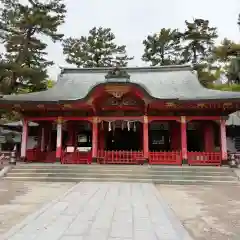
[44,151,56,163]
[97,150,144,164]
[26,149,40,162]
[149,151,182,165]
[26,150,56,163]
[188,152,222,166]
[61,151,92,164]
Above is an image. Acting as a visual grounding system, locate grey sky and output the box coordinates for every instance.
[45,0,239,80]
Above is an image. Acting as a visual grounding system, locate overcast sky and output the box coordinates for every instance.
[43,0,239,79]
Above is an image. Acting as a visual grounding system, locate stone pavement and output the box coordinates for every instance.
[234,169,240,180]
[3,182,192,240]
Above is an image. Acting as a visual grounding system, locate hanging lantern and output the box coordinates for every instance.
[108,121,111,131]
[101,121,104,130]
[133,122,136,132]
[121,121,124,130]
[127,121,130,131]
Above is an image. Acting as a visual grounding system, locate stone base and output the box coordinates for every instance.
[9,161,16,165]
[20,157,26,162]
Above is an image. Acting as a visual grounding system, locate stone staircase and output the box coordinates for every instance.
[3,163,239,185]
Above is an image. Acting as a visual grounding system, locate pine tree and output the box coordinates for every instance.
[142,28,183,66]
[63,27,133,68]
[182,19,218,64]
[180,19,218,86]
[0,0,66,94]
[213,39,240,62]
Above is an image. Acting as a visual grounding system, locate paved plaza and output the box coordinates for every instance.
[3,182,192,240]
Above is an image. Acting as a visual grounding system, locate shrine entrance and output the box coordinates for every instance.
[104,121,142,151]
[97,120,144,164]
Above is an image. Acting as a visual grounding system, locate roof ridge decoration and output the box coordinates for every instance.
[105,66,130,82]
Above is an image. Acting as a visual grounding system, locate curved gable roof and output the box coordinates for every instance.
[1,65,240,103]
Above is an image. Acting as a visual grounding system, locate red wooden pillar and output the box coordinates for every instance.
[180,116,187,163]
[220,119,227,161]
[204,122,214,152]
[143,116,149,160]
[92,117,98,161]
[20,119,28,161]
[56,117,63,161]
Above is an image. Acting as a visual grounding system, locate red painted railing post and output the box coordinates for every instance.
[92,117,98,162]
[143,116,149,161]
[20,118,28,161]
[180,116,187,163]
[220,119,227,162]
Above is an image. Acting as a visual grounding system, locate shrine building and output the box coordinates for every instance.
[1,65,240,166]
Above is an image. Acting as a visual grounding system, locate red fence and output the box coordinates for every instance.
[149,151,182,165]
[26,150,56,163]
[24,149,222,166]
[188,152,222,166]
[61,152,92,164]
[97,150,144,164]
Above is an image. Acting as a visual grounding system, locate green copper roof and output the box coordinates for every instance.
[1,65,240,103]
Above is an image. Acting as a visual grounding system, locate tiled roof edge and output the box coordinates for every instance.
[59,65,192,74]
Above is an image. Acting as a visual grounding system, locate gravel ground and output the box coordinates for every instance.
[156,184,240,240]
[0,180,74,237]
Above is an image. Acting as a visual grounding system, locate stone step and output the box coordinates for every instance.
[5,164,238,185]
[12,164,229,169]
[6,172,237,180]
[13,164,231,173]
[9,168,235,176]
[3,176,239,185]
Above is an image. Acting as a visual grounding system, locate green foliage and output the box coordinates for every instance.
[212,38,238,62]
[209,83,240,92]
[141,19,220,85]
[0,0,66,94]
[181,19,219,85]
[63,27,133,67]
[142,28,183,66]
[46,79,55,89]
[181,19,218,64]
[193,63,219,87]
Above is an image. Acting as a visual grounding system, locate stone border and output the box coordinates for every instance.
[2,182,79,240]
[233,169,240,181]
